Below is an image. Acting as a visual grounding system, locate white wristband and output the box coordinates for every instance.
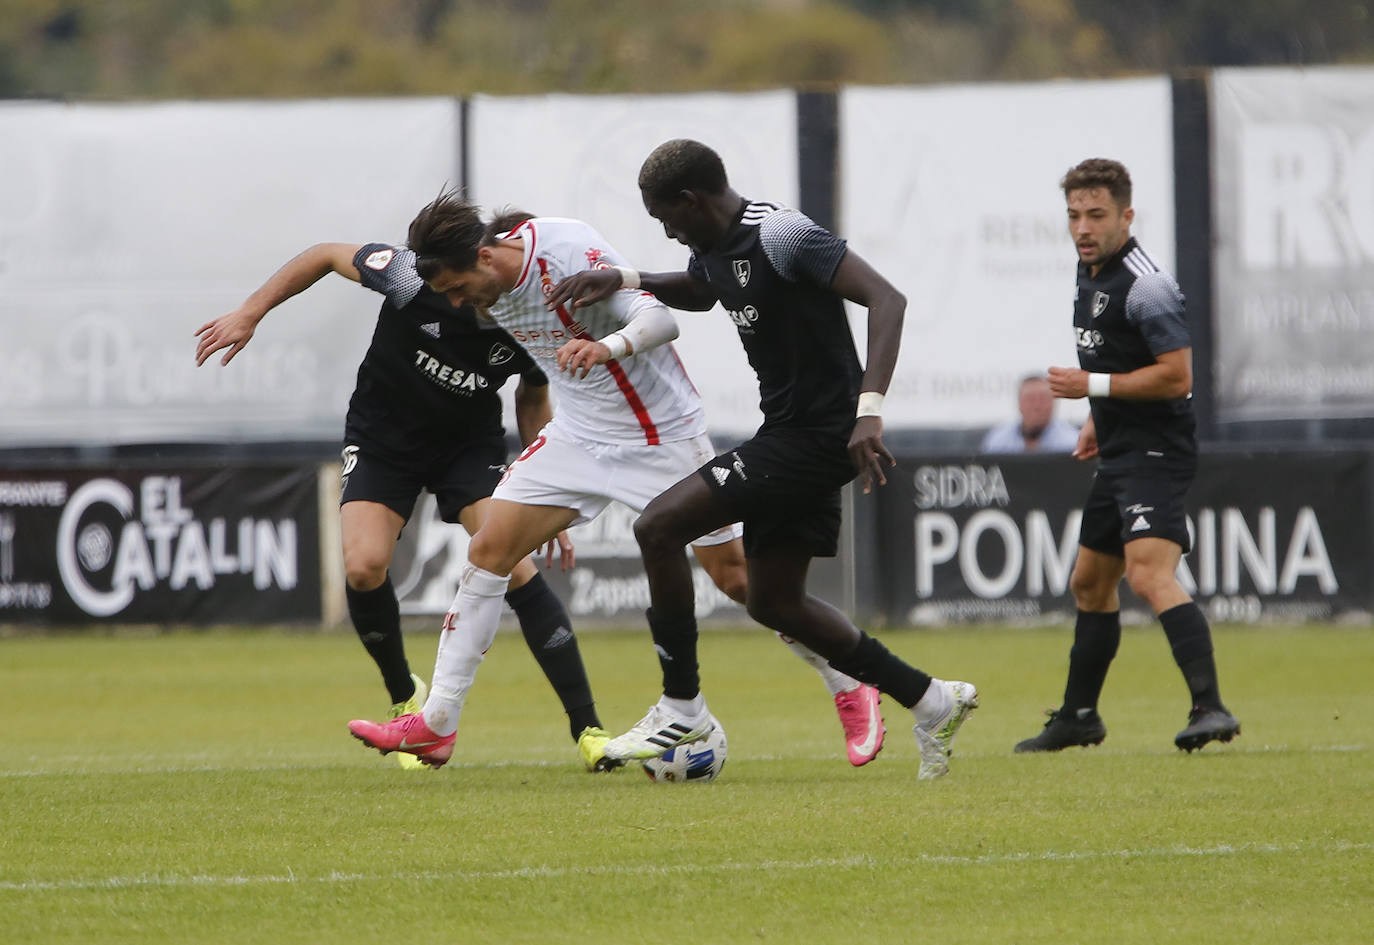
[1087,373,1112,398]
[856,391,885,418]
[613,266,640,290]
[601,331,630,360]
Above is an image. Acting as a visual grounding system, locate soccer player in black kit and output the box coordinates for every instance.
[195,224,616,771]
[1014,158,1241,753]
[549,139,978,779]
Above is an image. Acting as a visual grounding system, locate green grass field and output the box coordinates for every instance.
[2,622,1371,944]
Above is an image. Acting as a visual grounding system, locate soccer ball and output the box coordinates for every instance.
[641,717,728,783]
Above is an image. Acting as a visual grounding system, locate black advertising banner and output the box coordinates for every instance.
[388,495,749,622]
[0,465,320,624]
[387,493,850,624]
[874,451,1373,625]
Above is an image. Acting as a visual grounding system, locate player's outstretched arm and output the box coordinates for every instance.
[194,242,363,367]
[547,268,718,313]
[513,376,553,445]
[830,250,906,493]
[511,374,575,569]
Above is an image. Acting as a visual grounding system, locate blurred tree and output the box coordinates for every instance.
[0,0,1368,100]
[1076,0,1373,69]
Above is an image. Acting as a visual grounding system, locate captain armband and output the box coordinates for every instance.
[1087,373,1112,398]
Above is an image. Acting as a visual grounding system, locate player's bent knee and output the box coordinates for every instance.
[343,556,389,592]
[745,594,802,633]
[1124,564,1176,606]
[1069,568,1115,609]
[634,507,682,556]
[465,532,520,577]
[710,566,748,605]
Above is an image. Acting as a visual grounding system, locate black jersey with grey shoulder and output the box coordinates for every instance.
[1074,237,1195,467]
[687,201,859,438]
[346,243,545,465]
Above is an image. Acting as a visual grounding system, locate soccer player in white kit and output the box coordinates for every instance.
[347,191,884,769]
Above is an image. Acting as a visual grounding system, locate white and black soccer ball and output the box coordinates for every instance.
[641,717,727,783]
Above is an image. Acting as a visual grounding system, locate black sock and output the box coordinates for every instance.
[507,573,599,741]
[346,576,414,705]
[827,633,933,709]
[647,607,700,700]
[1062,610,1122,713]
[1160,601,1223,709]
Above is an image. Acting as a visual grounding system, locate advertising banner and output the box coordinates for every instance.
[0,465,320,624]
[468,91,799,439]
[0,98,461,446]
[875,451,1370,625]
[388,494,745,622]
[387,490,848,624]
[839,78,1175,430]
[1212,66,1374,421]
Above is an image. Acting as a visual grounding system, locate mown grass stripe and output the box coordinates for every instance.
[4,840,1369,894]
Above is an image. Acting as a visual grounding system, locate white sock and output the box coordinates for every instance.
[912,677,952,727]
[422,564,511,737]
[660,693,706,719]
[775,631,860,697]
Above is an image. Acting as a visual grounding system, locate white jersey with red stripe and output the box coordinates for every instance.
[488,217,706,446]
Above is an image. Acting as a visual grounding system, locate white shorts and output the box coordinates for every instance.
[491,421,741,547]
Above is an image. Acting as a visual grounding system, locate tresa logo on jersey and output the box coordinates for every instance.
[413,349,490,392]
[727,305,760,332]
[1075,326,1104,350]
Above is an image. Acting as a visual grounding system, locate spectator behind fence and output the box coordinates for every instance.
[979,374,1081,454]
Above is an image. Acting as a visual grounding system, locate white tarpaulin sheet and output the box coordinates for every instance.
[839,78,1175,429]
[1212,66,1374,421]
[0,98,461,445]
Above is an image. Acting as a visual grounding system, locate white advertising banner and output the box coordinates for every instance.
[0,98,461,446]
[1212,66,1374,421]
[468,91,798,438]
[839,79,1175,429]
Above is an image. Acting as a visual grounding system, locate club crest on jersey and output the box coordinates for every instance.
[488,343,515,366]
[1091,291,1110,317]
[733,259,751,287]
[364,248,394,271]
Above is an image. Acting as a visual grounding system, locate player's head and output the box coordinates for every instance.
[487,207,534,238]
[408,188,508,309]
[638,139,731,250]
[1061,158,1134,269]
[1017,374,1055,437]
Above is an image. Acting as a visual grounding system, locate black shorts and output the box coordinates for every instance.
[339,436,508,524]
[697,427,855,558]
[1078,460,1194,556]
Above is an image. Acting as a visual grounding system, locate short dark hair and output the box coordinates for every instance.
[407,187,489,280]
[1061,158,1132,209]
[486,206,534,239]
[638,139,729,201]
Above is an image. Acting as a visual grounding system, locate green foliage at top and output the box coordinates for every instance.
[1,0,1371,100]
